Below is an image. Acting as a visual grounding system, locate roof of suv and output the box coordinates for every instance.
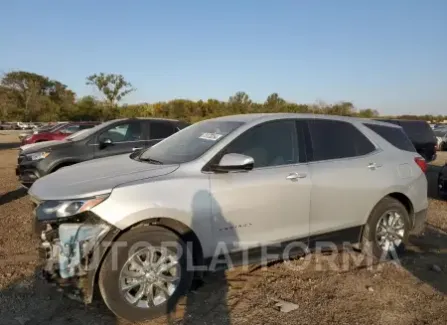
[111,117,182,122]
[210,113,401,128]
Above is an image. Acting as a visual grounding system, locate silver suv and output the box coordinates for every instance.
[29,113,428,322]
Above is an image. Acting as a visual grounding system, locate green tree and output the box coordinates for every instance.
[325,101,356,116]
[1,71,50,121]
[228,91,252,114]
[0,86,15,120]
[86,73,135,106]
[264,93,286,111]
[73,96,103,121]
[358,108,379,118]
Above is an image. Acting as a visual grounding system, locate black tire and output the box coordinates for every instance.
[98,225,193,322]
[361,197,410,260]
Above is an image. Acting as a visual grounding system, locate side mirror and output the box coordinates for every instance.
[99,138,113,149]
[213,153,254,172]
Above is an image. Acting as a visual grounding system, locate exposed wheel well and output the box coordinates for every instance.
[359,192,414,244]
[387,192,414,218]
[127,218,205,268]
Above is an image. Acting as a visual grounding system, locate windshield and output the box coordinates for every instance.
[47,123,68,133]
[65,128,90,140]
[65,121,113,141]
[139,120,244,164]
[36,123,63,133]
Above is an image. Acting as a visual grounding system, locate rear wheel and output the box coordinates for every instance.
[361,197,410,260]
[98,225,193,322]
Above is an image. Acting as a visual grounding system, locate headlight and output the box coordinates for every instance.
[26,151,50,161]
[37,195,109,219]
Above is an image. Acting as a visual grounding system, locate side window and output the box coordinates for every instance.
[99,122,142,143]
[225,120,298,168]
[149,121,176,139]
[364,123,416,152]
[308,120,375,161]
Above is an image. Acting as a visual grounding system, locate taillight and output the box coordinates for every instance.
[414,157,427,173]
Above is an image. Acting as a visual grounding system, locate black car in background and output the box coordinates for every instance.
[375,119,437,162]
[16,118,189,187]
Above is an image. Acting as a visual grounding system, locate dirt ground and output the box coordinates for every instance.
[0,131,446,325]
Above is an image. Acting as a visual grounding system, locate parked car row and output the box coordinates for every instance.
[25,113,428,322]
[17,118,188,187]
[0,121,45,130]
[20,121,100,145]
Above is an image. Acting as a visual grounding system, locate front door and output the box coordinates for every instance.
[94,121,146,158]
[208,119,311,254]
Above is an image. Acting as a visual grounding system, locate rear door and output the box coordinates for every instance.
[94,120,145,159]
[306,119,385,237]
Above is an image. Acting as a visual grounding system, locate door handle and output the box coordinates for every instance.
[367,162,382,170]
[132,147,143,151]
[286,172,307,181]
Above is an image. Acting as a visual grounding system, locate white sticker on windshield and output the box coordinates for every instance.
[199,132,223,141]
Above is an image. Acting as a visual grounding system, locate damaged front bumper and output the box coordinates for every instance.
[35,211,120,303]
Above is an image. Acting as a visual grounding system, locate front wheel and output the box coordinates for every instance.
[98,225,193,322]
[361,197,410,260]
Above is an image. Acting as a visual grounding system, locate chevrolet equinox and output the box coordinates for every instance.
[29,113,428,322]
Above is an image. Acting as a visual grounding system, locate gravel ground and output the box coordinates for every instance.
[0,131,446,325]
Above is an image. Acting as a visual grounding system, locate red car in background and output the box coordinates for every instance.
[21,121,99,145]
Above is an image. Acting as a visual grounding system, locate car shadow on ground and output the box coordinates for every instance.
[0,187,27,206]
[403,225,447,295]
[0,142,20,150]
[400,164,447,295]
[0,271,117,325]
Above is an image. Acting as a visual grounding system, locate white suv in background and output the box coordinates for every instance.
[29,113,428,322]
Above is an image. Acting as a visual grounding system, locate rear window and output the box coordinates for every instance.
[364,123,416,152]
[398,121,435,144]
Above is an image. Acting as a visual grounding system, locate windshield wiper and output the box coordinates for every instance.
[139,157,164,165]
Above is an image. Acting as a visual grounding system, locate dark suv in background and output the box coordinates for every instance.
[17,118,188,187]
[375,119,437,162]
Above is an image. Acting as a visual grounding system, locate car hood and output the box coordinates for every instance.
[21,140,73,155]
[20,140,63,152]
[29,154,180,201]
